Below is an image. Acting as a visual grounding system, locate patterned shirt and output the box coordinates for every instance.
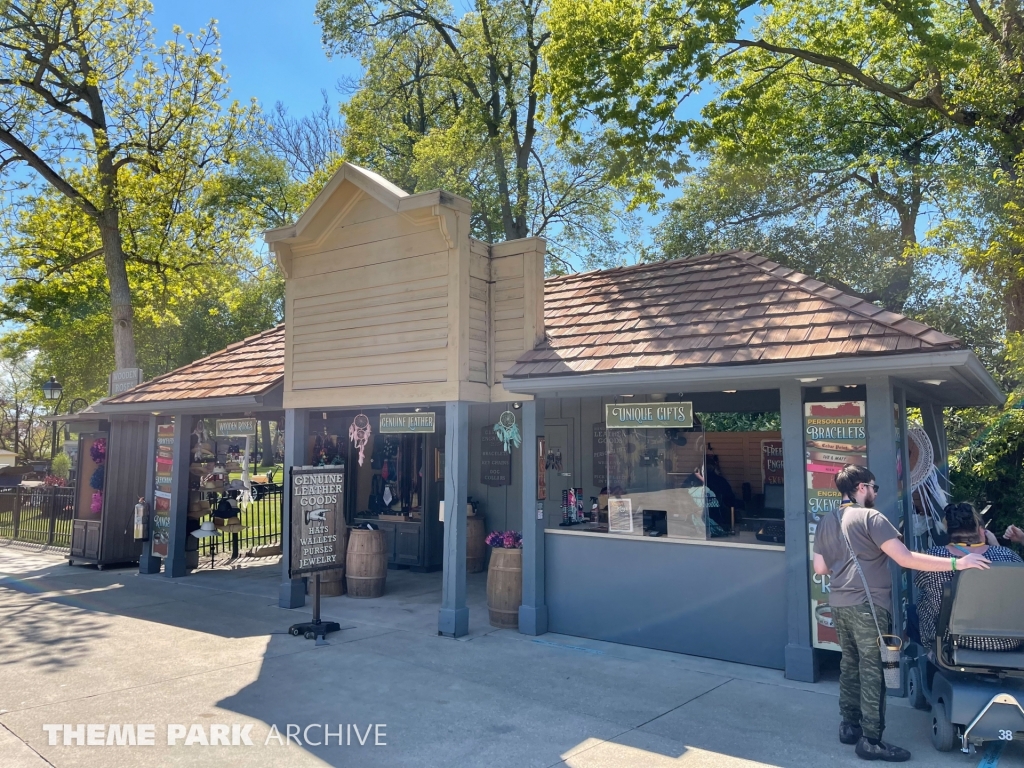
[916,545,1022,651]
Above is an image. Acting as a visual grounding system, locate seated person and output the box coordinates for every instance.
[704,454,738,513]
[916,502,1023,654]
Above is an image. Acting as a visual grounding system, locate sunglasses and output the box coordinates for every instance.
[860,483,880,492]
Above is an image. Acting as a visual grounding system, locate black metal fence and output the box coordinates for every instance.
[0,486,76,548]
[195,483,283,559]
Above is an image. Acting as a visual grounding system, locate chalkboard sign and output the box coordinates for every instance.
[480,426,512,486]
[289,465,346,578]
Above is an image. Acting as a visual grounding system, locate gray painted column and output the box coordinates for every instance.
[519,398,547,635]
[920,402,949,491]
[164,413,193,578]
[438,400,469,637]
[780,381,818,682]
[138,415,161,574]
[279,408,307,609]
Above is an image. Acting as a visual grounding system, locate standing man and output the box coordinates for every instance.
[813,465,990,762]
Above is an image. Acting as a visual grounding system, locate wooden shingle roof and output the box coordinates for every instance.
[503,251,961,379]
[103,325,285,404]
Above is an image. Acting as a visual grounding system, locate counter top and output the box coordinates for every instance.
[544,527,785,552]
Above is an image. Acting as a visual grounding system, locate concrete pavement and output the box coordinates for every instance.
[0,542,1020,767]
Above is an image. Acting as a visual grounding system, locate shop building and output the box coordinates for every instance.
[87,163,1003,683]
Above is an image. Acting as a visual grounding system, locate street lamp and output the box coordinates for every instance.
[42,377,64,459]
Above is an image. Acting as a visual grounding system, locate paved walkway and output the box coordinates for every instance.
[0,544,1020,767]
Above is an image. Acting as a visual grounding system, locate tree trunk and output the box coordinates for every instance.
[97,208,138,369]
[879,208,918,313]
[260,419,274,467]
[1006,269,1024,334]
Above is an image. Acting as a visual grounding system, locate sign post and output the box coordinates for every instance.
[287,464,346,641]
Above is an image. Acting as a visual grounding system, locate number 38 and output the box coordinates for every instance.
[998,729,1014,740]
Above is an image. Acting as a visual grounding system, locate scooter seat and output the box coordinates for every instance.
[955,648,1024,670]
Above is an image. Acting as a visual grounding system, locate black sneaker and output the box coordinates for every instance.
[840,721,863,745]
[855,737,911,762]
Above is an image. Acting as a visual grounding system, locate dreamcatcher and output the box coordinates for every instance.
[192,421,213,462]
[909,427,948,548]
[493,410,522,453]
[349,413,371,467]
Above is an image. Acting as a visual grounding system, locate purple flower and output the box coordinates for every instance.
[486,529,522,549]
[90,491,103,513]
[90,438,107,464]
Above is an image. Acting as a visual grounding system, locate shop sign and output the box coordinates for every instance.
[289,466,346,578]
[480,426,512,486]
[151,421,175,558]
[760,440,784,485]
[605,402,693,429]
[804,401,867,651]
[379,412,436,433]
[108,367,143,396]
[215,418,257,437]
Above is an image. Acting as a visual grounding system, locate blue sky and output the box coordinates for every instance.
[150,0,359,115]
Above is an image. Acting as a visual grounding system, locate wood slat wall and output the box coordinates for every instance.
[101,418,149,563]
[704,431,782,496]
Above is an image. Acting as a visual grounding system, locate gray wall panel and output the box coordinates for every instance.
[545,532,787,669]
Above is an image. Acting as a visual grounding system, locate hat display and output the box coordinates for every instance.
[191,521,218,539]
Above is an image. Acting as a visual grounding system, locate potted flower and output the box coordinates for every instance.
[485,530,522,629]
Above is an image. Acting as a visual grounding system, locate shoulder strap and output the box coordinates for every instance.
[834,509,886,643]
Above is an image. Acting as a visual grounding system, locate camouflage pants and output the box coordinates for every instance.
[833,603,891,741]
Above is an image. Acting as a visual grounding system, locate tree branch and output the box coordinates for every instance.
[0,127,99,216]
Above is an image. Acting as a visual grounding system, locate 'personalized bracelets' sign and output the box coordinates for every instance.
[605,402,693,429]
[379,412,436,433]
[289,466,345,578]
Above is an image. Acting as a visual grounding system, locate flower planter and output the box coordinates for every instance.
[486,548,522,629]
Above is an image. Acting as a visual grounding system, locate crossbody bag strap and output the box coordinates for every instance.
[834,509,886,643]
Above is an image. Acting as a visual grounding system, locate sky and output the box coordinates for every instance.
[149,0,358,117]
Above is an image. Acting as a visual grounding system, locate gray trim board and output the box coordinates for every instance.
[438,400,469,637]
[139,416,161,574]
[279,408,307,608]
[519,398,547,635]
[164,414,192,578]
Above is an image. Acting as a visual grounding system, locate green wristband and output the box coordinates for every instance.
[951,557,957,572]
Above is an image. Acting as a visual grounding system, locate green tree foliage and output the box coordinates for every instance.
[544,0,1024,331]
[316,0,637,269]
[0,1,250,367]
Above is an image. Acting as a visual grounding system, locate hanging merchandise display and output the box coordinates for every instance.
[193,421,214,462]
[349,413,371,467]
[493,410,522,453]
[908,427,948,547]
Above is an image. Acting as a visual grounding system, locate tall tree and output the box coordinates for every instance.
[0,1,247,368]
[317,0,636,268]
[544,0,1024,329]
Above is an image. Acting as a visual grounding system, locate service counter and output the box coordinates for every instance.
[544,528,788,669]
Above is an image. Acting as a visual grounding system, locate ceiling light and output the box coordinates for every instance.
[620,394,634,398]
[919,379,946,386]
[798,377,821,383]
[512,402,522,409]
[821,385,841,394]
[843,385,857,389]
[722,390,737,394]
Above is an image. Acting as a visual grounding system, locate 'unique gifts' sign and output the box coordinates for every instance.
[215,418,257,437]
[480,426,512,486]
[289,466,346,578]
[605,402,693,429]
[379,412,436,433]
[761,440,784,485]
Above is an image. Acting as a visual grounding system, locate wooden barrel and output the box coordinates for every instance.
[346,528,388,598]
[467,516,486,573]
[307,527,347,596]
[486,548,522,629]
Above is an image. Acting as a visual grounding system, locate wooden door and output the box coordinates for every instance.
[84,521,101,560]
[71,520,87,557]
[395,523,420,565]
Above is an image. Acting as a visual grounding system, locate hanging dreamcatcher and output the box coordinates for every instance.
[349,413,372,467]
[493,410,522,453]
[192,421,213,462]
[909,427,948,548]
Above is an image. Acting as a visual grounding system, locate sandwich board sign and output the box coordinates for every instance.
[289,465,346,579]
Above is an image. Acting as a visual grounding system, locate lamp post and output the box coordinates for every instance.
[42,376,63,460]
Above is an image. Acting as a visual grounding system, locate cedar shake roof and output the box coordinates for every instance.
[502,251,961,379]
[103,325,285,404]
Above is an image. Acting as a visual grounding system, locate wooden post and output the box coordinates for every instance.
[438,400,469,637]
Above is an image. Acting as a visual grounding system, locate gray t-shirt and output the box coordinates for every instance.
[814,504,900,609]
